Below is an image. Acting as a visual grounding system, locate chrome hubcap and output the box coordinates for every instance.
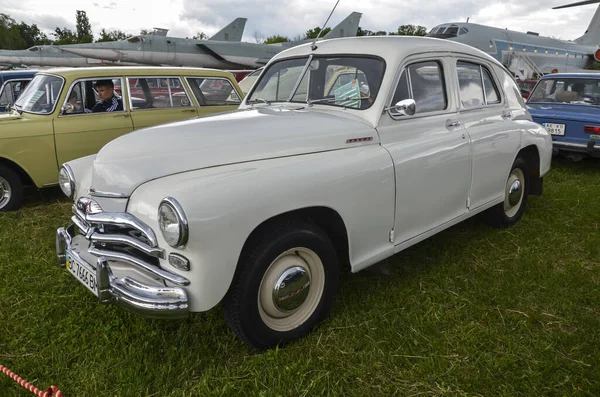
[0,176,11,209]
[258,248,325,332]
[508,179,522,207]
[504,168,524,218]
[272,266,311,312]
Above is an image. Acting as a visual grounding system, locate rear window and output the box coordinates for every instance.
[528,77,600,106]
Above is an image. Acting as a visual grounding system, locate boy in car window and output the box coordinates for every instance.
[92,79,123,112]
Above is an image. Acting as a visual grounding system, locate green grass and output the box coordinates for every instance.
[1,157,599,396]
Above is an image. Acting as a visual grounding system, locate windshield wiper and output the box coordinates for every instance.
[307,95,369,106]
[248,97,271,105]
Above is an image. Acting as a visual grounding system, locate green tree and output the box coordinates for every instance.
[192,32,208,40]
[264,35,289,44]
[357,27,387,36]
[0,14,26,49]
[52,27,78,45]
[394,24,427,36]
[96,28,129,42]
[75,10,93,43]
[140,29,152,35]
[16,22,52,47]
[304,26,331,39]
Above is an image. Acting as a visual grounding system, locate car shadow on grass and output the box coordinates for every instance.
[21,186,70,209]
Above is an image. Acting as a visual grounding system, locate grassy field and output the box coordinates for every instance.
[1,156,599,396]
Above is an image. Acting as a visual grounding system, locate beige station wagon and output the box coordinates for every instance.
[0,66,243,211]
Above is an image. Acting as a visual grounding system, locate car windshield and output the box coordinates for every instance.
[13,74,64,114]
[528,77,600,106]
[246,55,385,110]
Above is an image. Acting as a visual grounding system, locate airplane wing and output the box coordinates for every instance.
[208,18,247,42]
[195,43,258,68]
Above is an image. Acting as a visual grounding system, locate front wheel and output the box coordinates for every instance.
[0,165,24,212]
[483,157,529,228]
[222,218,340,350]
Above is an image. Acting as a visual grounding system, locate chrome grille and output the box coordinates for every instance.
[71,197,190,286]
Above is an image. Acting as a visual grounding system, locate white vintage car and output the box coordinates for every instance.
[55,36,552,350]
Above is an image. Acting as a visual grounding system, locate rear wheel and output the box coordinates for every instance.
[484,157,529,228]
[222,218,340,350]
[0,165,24,212]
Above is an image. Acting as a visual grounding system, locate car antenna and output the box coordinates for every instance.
[311,0,341,51]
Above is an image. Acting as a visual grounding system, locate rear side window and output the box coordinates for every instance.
[128,77,192,110]
[457,61,502,109]
[391,60,447,115]
[186,77,241,106]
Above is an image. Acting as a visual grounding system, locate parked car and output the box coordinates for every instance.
[237,67,263,95]
[0,69,37,112]
[55,36,552,350]
[0,66,243,211]
[526,73,600,161]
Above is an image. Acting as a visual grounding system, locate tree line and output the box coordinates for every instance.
[0,10,428,50]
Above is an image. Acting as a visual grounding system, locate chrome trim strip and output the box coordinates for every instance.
[88,247,190,286]
[89,189,129,199]
[85,212,159,247]
[71,214,90,235]
[160,197,189,248]
[90,232,166,259]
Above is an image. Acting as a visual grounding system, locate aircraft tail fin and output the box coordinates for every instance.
[553,1,600,46]
[322,11,362,39]
[208,17,247,41]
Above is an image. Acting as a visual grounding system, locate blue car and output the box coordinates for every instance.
[526,73,600,161]
[0,69,37,112]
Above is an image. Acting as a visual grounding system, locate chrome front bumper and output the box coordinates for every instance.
[56,224,189,320]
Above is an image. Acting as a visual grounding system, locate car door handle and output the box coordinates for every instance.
[502,111,512,120]
[181,109,196,112]
[446,120,461,128]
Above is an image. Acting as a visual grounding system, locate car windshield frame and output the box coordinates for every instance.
[13,73,65,115]
[527,77,600,106]
[246,54,386,110]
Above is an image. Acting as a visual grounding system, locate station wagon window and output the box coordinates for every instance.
[391,60,447,115]
[186,77,241,106]
[127,77,192,110]
[13,74,63,115]
[247,55,385,110]
[61,77,125,115]
[456,61,501,109]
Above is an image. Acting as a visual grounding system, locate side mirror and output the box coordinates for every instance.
[61,103,74,114]
[389,98,416,116]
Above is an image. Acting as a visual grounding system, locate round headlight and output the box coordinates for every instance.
[58,164,75,198]
[158,197,188,248]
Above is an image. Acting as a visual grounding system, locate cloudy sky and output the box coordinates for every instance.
[0,0,594,42]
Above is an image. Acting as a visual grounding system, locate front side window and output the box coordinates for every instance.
[128,77,192,109]
[391,60,447,115]
[528,78,600,105]
[14,74,63,115]
[186,77,241,105]
[61,77,124,115]
[247,55,385,110]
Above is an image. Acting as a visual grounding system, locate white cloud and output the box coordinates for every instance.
[0,0,594,42]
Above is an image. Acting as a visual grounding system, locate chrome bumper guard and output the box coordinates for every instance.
[56,224,189,320]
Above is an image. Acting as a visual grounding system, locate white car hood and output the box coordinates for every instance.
[90,106,376,196]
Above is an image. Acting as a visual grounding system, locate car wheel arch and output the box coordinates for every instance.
[0,157,34,187]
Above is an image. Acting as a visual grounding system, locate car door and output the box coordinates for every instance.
[127,75,199,129]
[185,76,242,117]
[377,57,472,245]
[53,76,134,166]
[453,59,522,209]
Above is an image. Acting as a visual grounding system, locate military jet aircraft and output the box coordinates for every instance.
[0,17,248,68]
[426,0,600,79]
[56,12,362,70]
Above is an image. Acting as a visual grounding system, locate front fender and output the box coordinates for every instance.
[125,145,396,312]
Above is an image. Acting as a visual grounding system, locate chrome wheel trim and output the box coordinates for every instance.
[258,247,325,332]
[504,168,525,218]
[0,176,11,210]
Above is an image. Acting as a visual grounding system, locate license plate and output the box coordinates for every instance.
[590,134,600,141]
[66,252,98,297]
[544,122,565,136]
